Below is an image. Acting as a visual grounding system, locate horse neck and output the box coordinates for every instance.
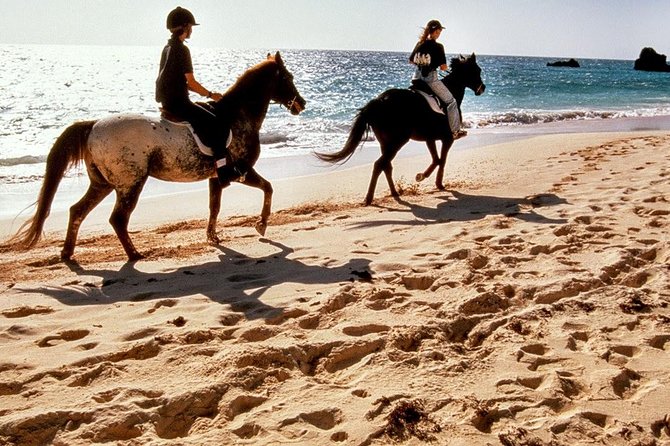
[443,73,466,106]
[216,66,274,128]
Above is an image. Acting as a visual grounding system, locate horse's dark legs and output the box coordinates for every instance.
[435,139,454,190]
[415,140,440,182]
[61,180,113,260]
[207,178,223,244]
[109,181,147,261]
[238,168,273,236]
[365,143,403,206]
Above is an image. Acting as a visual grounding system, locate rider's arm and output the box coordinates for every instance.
[439,63,448,71]
[185,73,223,101]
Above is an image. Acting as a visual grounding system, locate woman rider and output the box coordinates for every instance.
[409,19,467,140]
[155,6,242,186]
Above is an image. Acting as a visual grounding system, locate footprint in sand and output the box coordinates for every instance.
[220,313,244,326]
[231,422,264,439]
[224,394,268,421]
[550,411,610,436]
[566,331,589,351]
[611,368,642,399]
[516,343,565,371]
[648,334,670,350]
[36,329,90,348]
[399,274,436,291]
[459,292,510,315]
[279,408,343,431]
[602,345,641,366]
[297,314,321,330]
[237,326,281,342]
[342,324,390,337]
[121,327,161,342]
[147,299,178,314]
[1,305,54,318]
[496,374,546,392]
[322,338,385,373]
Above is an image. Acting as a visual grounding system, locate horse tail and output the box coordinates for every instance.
[314,99,377,164]
[5,120,95,250]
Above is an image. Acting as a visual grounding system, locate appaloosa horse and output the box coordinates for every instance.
[8,52,305,261]
[316,54,484,205]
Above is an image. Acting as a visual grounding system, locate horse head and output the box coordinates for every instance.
[446,53,486,97]
[266,52,306,115]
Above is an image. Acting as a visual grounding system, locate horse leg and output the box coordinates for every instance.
[62,177,113,260]
[365,144,401,206]
[416,140,439,182]
[238,168,273,236]
[109,180,147,261]
[435,140,454,190]
[207,178,223,244]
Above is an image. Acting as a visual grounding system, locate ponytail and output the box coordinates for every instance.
[418,26,431,44]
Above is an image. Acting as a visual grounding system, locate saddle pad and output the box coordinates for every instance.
[415,90,445,115]
[160,118,233,157]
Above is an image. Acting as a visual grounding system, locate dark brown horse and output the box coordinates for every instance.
[6,52,306,261]
[316,54,485,205]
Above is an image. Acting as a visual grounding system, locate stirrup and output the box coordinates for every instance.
[453,130,468,140]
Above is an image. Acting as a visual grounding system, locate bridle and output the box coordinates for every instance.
[286,96,299,112]
[273,95,301,113]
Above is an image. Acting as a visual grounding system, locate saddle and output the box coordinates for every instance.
[158,108,233,157]
[160,108,188,124]
[409,80,445,115]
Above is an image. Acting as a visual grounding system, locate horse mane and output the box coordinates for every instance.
[224,59,277,99]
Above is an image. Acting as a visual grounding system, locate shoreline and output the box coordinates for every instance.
[2,115,670,240]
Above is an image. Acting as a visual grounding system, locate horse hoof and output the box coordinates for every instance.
[436,183,446,191]
[127,252,145,262]
[415,173,425,182]
[207,232,221,245]
[255,221,267,236]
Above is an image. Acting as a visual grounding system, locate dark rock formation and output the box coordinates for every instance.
[634,47,670,72]
[547,58,580,68]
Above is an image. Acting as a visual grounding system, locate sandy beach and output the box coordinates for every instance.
[1,128,669,445]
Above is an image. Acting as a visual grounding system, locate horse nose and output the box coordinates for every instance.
[476,84,486,95]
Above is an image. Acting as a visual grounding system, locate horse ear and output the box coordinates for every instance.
[266,52,274,61]
[471,53,476,62]
[275,51,283,65]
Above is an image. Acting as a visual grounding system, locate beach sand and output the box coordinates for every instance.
[0,130,669,445]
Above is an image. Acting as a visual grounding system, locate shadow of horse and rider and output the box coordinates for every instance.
[25,190,566,317]
[351,191,568,230]
[22,239,372,320]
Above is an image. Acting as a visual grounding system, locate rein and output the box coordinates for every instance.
[273,95,299,112]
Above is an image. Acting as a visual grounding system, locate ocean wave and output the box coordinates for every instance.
[0,155,47,167]
[259,132,291,145]
[465,108,670,128]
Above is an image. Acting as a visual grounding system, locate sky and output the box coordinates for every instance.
[1,0,669,60]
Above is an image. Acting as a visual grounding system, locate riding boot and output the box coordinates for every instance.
[215,156,248,187]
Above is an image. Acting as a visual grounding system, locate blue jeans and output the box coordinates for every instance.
[414,69,461,134]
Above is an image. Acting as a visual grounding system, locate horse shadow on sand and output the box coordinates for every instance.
[20,239,372,321]
[352,190,568,229]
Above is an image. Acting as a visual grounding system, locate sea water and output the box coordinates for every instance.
[1,44,670,218]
